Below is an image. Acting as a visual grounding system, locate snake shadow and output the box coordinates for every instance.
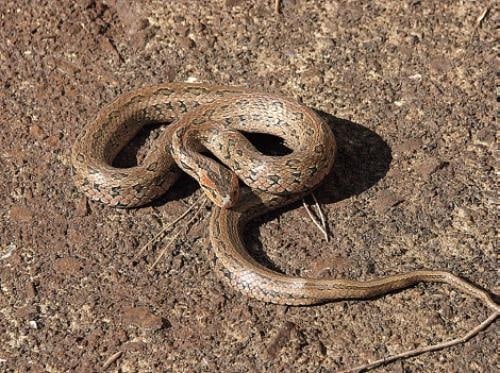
[113,123,201,204]
[245,111,392,273]
[113,113,393,273]
[314,111,392,204]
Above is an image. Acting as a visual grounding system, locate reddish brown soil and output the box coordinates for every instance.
[0,1,497,372]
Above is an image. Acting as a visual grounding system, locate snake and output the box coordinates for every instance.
[71,83,499,316]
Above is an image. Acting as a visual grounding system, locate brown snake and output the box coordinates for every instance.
[71,83,499,315]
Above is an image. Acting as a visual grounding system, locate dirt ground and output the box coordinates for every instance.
[0,1,497,372]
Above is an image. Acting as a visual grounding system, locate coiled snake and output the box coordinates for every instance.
[71,83,499,313]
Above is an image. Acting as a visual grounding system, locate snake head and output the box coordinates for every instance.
[198,164,240,209]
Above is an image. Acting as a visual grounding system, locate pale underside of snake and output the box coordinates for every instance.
[71,83,499,316]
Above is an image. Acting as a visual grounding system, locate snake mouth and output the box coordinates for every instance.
[202,181,240,209]
[220,194,235,209]
[197,161,240,209]
[201,186,237,209]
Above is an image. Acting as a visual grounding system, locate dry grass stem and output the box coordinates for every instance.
[476,7,489,26]
[148,230,182,270]
[149,197,207,270]
[102,351,123,370]
[132,193,205,262]
[274,0,281,14]
[341,311,499,372]
[311,192,328,239]
[302,194,329,241]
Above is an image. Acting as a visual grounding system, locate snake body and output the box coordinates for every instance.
[71,83,499,314]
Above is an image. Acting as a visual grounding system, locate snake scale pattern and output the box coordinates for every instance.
[71,83,499,314]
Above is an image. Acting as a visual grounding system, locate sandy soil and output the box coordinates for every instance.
[0,1,497,371]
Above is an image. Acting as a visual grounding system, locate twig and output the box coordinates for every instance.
[302,194,329,241]
[149,197,207,270]
[476,7,489,27]
[274,0,281,14]
[467,6,490,47]
[132,194,205,262]
[311,192,328,240]
[102,351,123,370]
[340,311,498,373]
